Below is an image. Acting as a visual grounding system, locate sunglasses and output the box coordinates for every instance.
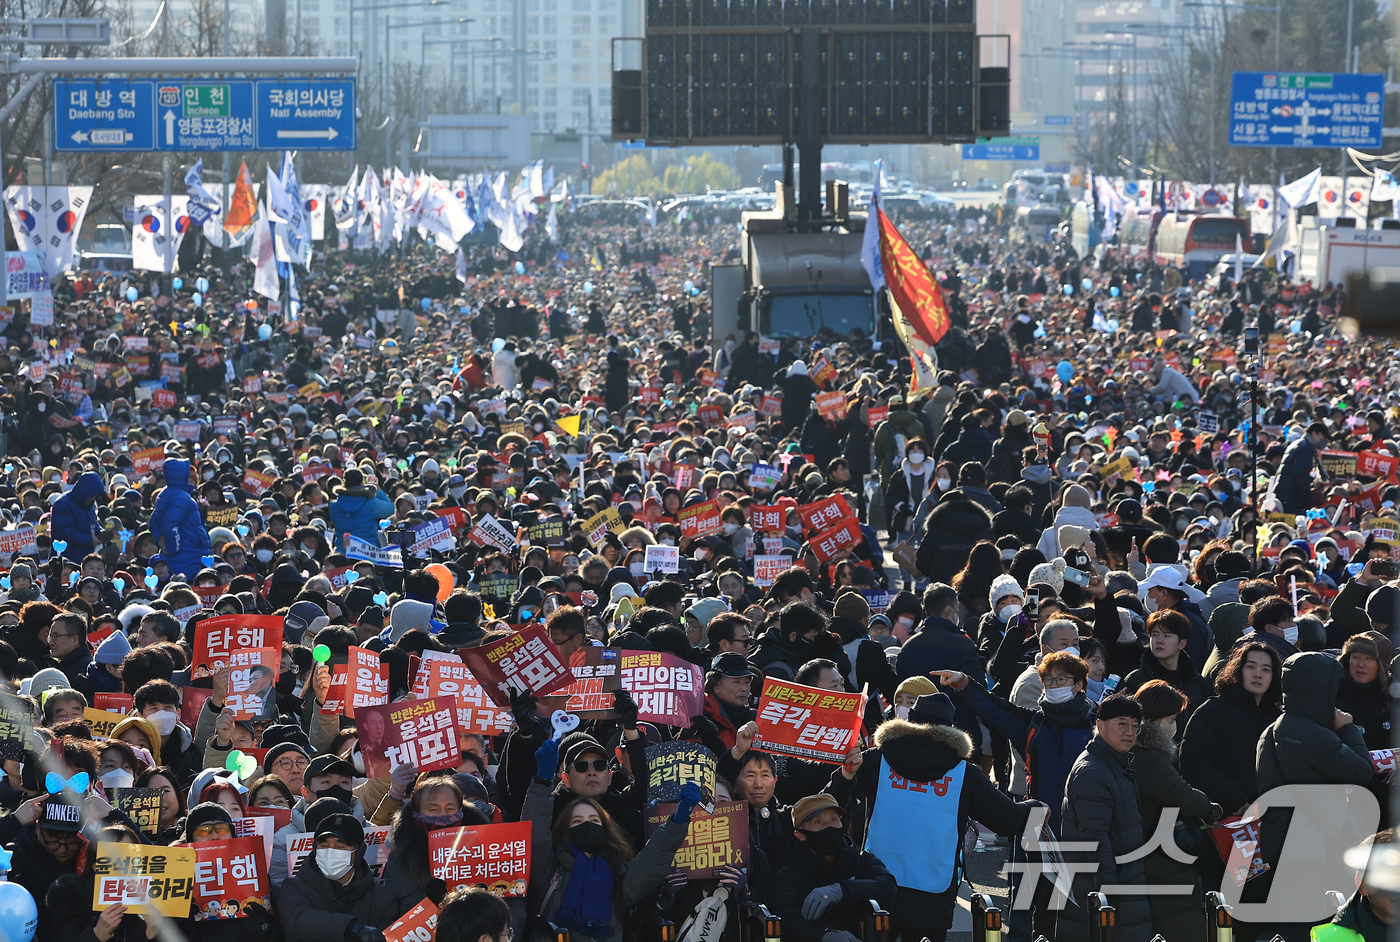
[572,758,609,774]
[193,823,235,839]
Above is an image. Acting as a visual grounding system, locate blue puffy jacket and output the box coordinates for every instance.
[148,458,212,580]
[50,471,105,562]
[329,486,394,547]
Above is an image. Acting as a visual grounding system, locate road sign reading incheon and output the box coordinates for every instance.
[1229,71,1384,149]
[55,77,355,152]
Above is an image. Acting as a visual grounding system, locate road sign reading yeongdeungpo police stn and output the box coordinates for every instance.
[55,77,355,152]
[1229,71,1384,149]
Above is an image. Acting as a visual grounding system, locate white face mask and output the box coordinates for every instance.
[147,709,178,737]
[316,847,356,880]
[907,452,925,466]
[100,769,134,790]
[1062,646,1081,659]
[936,476,951,491]
[723,523,739,536]
[630,562,645,577]
[999,603,1022,623]
[302,544,317,556]
[894,705,910,721]
[351,749,365,776]
[449,486,468,500]
[1281,625,1299,645]
[256,549,274,563]
[1043,685,1075,704]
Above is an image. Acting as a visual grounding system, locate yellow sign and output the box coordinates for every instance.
[582,508,625,548]
[84,707,129,739]
[91,842,197,917]
[297,381,321,398]
[1095,456,1133,481]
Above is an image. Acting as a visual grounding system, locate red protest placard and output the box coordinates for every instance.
[348,645,389,718]
[809,518,862,564]
[798,494,854,533]
[640,386,661,405]
[815,391,847,417]
[678,500,723,540]
[193,615,284,677]
[758,395,782,417]
[867,403,889,429]
[420,656,515,735]
[619,651,703,727]
[189,837,270,921]
[385,900,439,942]
[321,662,348,715]
[697,403,724,425]
[244,805,292,833]
[152,389,177,411]
[178,685,213,731]
[812,356,837,388]
[433,506,468,532]
[749,504,783,534]
[225,647,280,720]
[539,647,623,718]
[1358,450,1398,479]
[429,822,531,895]
[458,624,575,707]
[754,676,864,764]
[94,692,133,713]
[356,696,462,779]
[241,469,276,494]
[132,447,166,478]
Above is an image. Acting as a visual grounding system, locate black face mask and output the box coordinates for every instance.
[801,827,851,857]
[314,784,354,805]
[570,821,606,854]
[275,670,298,695]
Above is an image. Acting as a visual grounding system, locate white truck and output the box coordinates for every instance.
[1298,221,1400,288]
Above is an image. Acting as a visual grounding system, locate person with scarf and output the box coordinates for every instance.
[380,774,492,909]
[524,737,695,942]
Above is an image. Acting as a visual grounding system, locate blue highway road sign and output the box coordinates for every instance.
[962,136,1040,161]
[54,80,156,152]
[1229,71,1384,149]
[255,79,356,151]
[54,77,355,151]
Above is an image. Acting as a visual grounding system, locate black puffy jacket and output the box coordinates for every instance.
[916,495,993,584]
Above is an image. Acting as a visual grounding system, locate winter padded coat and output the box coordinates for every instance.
[523,778,689,942]
[329,485,394,546]
[1130,720,1215,922]
[770,836,897,942]
[915,495,993,585]
[1179,684,1279,814]
[275,853,402,942]
[50,471,105,563]
[148,458,213,581]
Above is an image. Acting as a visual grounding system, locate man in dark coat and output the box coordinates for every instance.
[894,584,983,758]
[728,331,760,387]
[1273,422,1326,514]
[1058,695,1153,942]
[776,361,818,433]
[972,327,1012,386]
[987,411,1034,484]
[604,344,630,413]
[940,414,994,469]
[916,493,993,585]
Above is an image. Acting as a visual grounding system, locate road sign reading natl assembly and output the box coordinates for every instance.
[55,77,355,152]
[1229,71,1384,149]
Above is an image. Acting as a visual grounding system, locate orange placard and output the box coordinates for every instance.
[753,677,865,764]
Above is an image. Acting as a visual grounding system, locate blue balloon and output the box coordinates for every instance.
[192,292,203,307]
[1062,284,1073,295]
[684,280,695,294]
[583,281,594,294]
[0,881,37,942]
[514,261,525,275]
[196,277,210,294]
[421,297,432,311]
[1056,360,1074,382]
[1081,278,1092,291]
[258,323,272,341]
[1110,286,1120,297]
[125,287,138,302]
[172,277,183,291]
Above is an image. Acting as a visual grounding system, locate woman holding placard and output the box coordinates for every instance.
[46,823,155,942]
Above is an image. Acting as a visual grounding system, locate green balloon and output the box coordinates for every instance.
[313,644,331,663]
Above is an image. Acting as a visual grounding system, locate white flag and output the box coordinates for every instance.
[1233,234,1243,284]
[250,206,279,300]
[860,159,885,291]
[1278,167,1322,208]
[131,195,190,273]
[184,159,222,226]
[41,186,94,278]
[455,248,468,284]
[335,166,360,231]
[546,202,559,244]
[1372,170,1400,203]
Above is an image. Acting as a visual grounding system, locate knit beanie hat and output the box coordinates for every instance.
[895,676,938,700]
[833,590,871,625]
[1364,585,1398,630]
[1026,558,1067,594]
[95,628,133,665]
[180,802,234,842]
[387,599,434,642]
[1057,525,1091,554]
[988,574,1024,612]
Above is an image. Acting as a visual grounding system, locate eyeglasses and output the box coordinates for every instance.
[1105,720,1141,734]
[1042,675,1075,689]
[193,823,235,839]
[274,757,309,772]
[572,759,609,774]
[40,829,85,847]
[254,798,290,809]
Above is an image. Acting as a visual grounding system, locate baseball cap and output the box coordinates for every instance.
[1138,567,1187,593]
[305,753,356,781]
[709,652,752,678]
[791,793,845,827]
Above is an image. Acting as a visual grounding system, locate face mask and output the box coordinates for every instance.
[1062,646,1080,659]
[147,709,178,737]
[413,808,464,831]
[100,769,134,790]
[908,452,925,466]
[314,784,354,805]
[449,486,468,500]
[630,562,644,577]
[694,549,709,562]
[659,538,676,546]
[570,821,606,853]
[351,749,365,776]
[316,847,355,880]
[203,471,215,481]
[256,549,274,563]
[894,705,910,721]
[1281,625,1299,645]
[302,544,317,556]
[936,476,951,491]
[271,437,281,447]
[895,617,915,634]
[723,523,739,536]
[534,423,545,432]
[999,603,1022,623]
[1043,686,1075,704]
[276,670,297,695]
[802,826,852,856]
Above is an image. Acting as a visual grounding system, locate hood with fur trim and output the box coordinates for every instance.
[873,718,972,783]
[1134,717,1177,761]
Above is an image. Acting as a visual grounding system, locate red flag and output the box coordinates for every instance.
[876,207,950,346]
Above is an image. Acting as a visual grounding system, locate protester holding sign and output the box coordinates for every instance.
[277,799,402,942]
[47,823,155,942]
[382,774,490,908]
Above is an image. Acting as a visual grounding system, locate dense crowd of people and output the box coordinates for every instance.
[0,190,1394,942]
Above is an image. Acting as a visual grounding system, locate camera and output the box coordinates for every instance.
[385,528,415,549]
[1373,559,1399,578]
